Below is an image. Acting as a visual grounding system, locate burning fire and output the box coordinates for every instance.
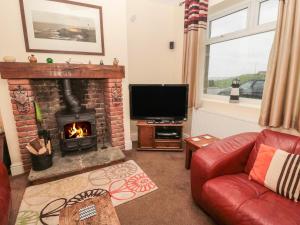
[68,122,88,138]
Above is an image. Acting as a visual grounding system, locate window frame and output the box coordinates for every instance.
[204,0,278,104]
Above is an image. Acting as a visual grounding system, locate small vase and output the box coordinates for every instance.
[28,54,37,63]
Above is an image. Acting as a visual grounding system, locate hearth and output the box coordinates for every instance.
[56,79,97,156]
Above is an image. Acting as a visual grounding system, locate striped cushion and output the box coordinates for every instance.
[249,144,300,202]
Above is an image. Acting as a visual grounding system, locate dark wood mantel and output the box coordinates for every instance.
[0,62,125,79]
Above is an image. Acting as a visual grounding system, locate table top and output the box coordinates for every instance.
[59,192,121,225]
[184,134,220,149]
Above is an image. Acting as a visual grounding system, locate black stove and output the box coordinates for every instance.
[55,79,97,156]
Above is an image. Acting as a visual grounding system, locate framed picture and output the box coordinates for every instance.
[19,0,105,55]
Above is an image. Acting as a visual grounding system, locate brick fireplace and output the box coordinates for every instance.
[0,63,125,172]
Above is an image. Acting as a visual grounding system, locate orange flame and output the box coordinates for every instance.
[68,122,88,138]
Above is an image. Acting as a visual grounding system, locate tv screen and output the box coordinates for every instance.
[129,84,189,121]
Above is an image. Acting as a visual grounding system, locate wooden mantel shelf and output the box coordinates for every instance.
[0,62,125,79]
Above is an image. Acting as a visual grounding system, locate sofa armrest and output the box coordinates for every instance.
[191,132,258,204]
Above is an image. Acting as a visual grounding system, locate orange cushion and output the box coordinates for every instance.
[249,144,300,202]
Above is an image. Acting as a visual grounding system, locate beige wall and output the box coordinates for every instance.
[127,0,184,85]
[0,0,132,175]
[127,0,185,139]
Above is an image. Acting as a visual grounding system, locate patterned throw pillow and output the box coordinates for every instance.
[249,144,300,202]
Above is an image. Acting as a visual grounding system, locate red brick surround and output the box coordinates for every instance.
[8,78,125,172]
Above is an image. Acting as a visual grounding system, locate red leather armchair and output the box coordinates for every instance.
[191,129,300,225]
[0,162,11,225]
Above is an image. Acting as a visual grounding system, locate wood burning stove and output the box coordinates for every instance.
[55,79,98,156]
[56,110,97,156]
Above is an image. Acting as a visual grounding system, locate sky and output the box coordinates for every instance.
[208,31,274,78]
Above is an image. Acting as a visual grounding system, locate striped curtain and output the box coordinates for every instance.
[182,0,208,108]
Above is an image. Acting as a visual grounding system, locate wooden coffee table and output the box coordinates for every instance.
[59,192,121,225]
[184,134,219,169]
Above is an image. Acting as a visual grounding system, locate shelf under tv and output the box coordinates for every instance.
[136,121,183,151]
[146,119,183,125]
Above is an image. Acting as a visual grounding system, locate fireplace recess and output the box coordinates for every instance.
[56,79,97,156]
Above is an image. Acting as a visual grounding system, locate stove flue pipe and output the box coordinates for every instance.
[63,79,81,113]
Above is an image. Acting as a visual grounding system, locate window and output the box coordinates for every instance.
[259,0,279,25]
[204,0,279,100]
[210,9,248,37]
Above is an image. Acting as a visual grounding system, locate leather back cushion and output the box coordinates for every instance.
[249,144,300,202]
[245,129,300,174]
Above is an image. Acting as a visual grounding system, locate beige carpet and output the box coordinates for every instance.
[15,160,158,225]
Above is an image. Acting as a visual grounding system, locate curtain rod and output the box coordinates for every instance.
[179,1,185,6]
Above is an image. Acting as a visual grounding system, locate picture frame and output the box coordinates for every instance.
[19,0,105,56]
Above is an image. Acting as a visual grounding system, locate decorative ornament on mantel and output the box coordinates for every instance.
[46,58,53,63]
[3,56,16,62]
[28,54,37,63]
[113,58,119,67]
[13,85,31,113]
[66,58,72,64]
[111,82,122,105]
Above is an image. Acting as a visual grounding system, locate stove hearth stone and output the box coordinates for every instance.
[28,146,125,184]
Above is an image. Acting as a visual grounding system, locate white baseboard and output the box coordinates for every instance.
[125,138,133,150]
[131,132,138,142]
[10,162,24,176]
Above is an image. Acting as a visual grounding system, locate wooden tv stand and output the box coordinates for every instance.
[137,121,183,151]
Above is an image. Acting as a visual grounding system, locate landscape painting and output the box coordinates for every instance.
[20,0,105,55]
[32,11,97,43]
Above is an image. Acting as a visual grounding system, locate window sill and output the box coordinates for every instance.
[195,95,261,123]
[202,94,261,109]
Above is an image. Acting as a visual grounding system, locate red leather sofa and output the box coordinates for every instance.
[0,162,11,225]
[191,129,300,225]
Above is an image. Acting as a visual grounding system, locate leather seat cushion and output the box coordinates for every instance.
[201,173,269,225]
[201,173,300,225]
[235,192,300,225]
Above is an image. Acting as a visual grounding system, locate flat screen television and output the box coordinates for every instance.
[129,84,189,121]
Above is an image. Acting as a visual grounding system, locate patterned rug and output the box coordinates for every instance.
[16,160,158,225]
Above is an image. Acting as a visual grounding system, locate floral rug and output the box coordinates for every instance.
[16,160,158,225]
